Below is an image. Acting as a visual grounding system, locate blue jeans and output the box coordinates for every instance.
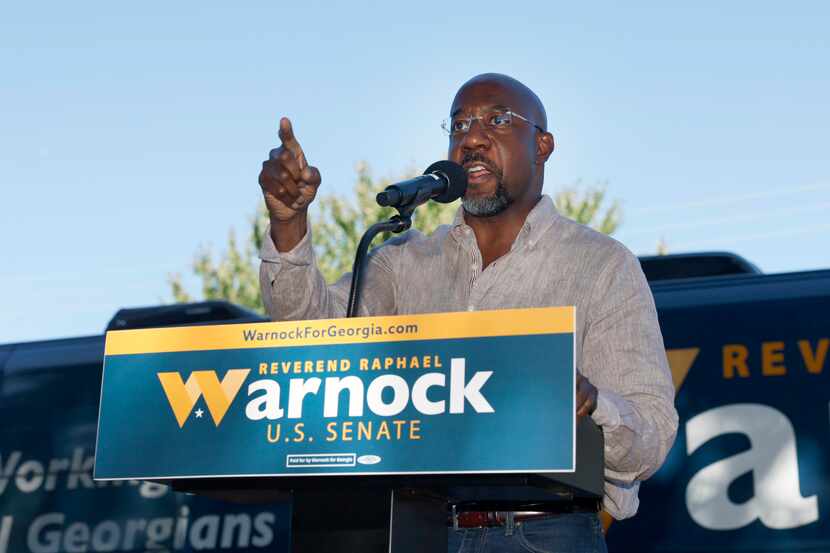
[447,513,607,553]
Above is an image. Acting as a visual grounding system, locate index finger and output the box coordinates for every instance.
[278,117,307,169]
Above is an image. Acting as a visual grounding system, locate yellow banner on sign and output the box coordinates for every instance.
[104,306,575,356]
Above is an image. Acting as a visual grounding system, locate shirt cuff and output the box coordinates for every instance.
[591,388,624,431]
[259,222,313,266]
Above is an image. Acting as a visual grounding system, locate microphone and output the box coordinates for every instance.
[376,160,467,208]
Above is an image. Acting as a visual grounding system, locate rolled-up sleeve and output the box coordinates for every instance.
[259,223,397,321]
[582,247,678,516]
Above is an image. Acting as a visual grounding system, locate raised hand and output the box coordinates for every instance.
[258,117,322,251]
[259,117,321,222]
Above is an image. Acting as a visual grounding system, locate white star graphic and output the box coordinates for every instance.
[195,408,204,418]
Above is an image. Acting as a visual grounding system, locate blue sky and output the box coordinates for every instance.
[2,1,829,343]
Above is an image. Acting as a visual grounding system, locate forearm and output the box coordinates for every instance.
[592,387,678,481]
[584,247,679,485]
[270,214,308,254]
[260,222,348,321]
[259,223,397,321]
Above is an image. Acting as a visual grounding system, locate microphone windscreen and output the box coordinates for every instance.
[425,160,468,204]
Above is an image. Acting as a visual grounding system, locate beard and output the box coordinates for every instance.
[459,151,512,217]
[462,180,513,217]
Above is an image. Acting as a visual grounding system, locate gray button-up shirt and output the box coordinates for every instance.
[259,194,678,519]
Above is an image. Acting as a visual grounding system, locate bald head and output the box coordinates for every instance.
[447,73,555,218]
[454,73,547,131]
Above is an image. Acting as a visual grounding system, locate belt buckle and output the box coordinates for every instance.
[451,509,518,531]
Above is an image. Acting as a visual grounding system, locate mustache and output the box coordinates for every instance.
[461,153,503,178]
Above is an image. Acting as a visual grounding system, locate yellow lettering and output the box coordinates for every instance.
[723,344,750,379]
[409,420,421,440]
[371,359,381,371]
[762,341,786,376]
[315,360,324,373]
[327,359,338,372]
[423,356,431,369]
[342,421,353,441]
[304,361,314,373]
[360,358,368,371]
[259,363,268,375]
[358,421,372,440]
[376,421,391,440]
[409,356,419,369]
[434,356,442,368]
[385,357,394,369]
[392,420,406,439]
[292,423,305,442]
[341,359,351,372]
[293,361,301,374]
[798,339,828,374]
[396,357,407,369]
[266,423,281,443]
[281,361,291,374]
[325,422,337,442]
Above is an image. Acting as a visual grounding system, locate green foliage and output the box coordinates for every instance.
[554,183,621,235]
[169,214,267,312]
[311,162,458,283]
[169,166,621,311]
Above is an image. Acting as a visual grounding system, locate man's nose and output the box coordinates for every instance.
[460,120,492,151]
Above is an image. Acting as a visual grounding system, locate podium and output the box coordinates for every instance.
[94,307,603,552]
[169,417,603,552]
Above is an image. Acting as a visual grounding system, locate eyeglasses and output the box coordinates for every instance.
[441,109,545,136]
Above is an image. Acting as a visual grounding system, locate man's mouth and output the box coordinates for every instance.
[462,157,500,184]
[466,164,491,177]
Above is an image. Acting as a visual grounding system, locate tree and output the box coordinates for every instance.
[554,182,621,235]
[169,165,621,311]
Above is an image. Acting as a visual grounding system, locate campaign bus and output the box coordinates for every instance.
[0,253,827,552]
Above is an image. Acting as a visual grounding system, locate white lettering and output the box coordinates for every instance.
[245,380,285,420]
[0,451,22,495]
[287,378,321,419]
[27,513,63,553]
[90,521,120,552]
[245,359,495,420]
[67,449,94,490]
[15,460,44,493]
[189,515,220,550]
[145,517,173,549]
[411,373,446,415]
[323,377,365,417]
[686,403,819,530]
[138,481,168,499]
[252,513,276,547]
[62,522,89,553]
[0,516,13,553]
[366,375,409,417]
[44,457,70,491]
[220,514,251,548]
[450,358,494,414]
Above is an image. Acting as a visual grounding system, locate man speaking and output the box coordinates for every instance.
[257,73,677,552]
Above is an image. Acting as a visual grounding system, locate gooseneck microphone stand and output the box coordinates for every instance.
[345,160,467,318]
[345,204,415,318]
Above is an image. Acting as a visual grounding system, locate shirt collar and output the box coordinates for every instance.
[451,194,560,248]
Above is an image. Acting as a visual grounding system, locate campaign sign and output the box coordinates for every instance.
[94,307,575,480]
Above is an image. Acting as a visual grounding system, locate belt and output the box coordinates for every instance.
[449,500,600,529]
[450,511,555,529]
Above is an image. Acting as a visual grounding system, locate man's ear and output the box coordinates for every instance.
[536,132,555,164]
